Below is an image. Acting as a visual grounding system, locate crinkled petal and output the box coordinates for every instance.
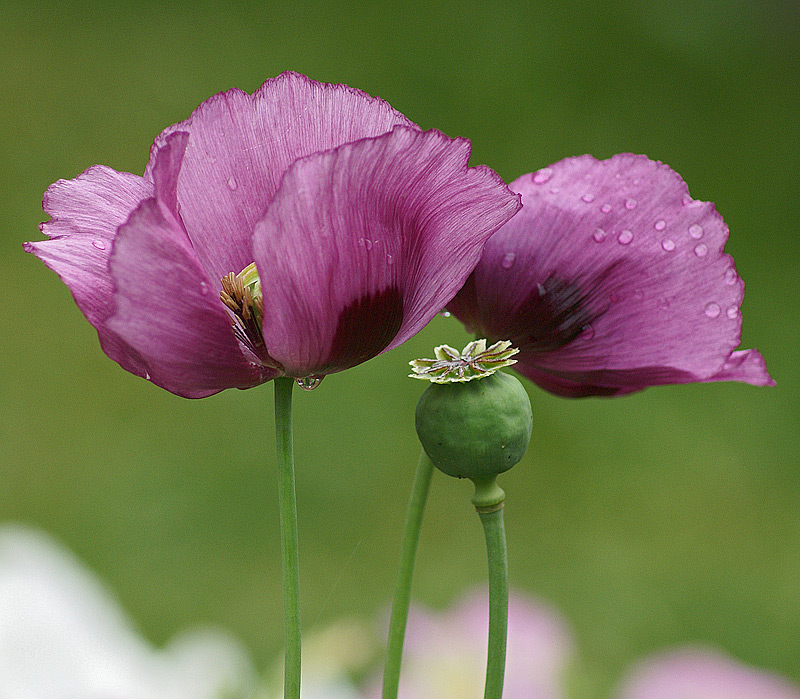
[162,71,416,284]
[24,165,153,377]
[617,648,800,699]
[106,195,274,398]
[252,126,520,377]
[449,154,773,396]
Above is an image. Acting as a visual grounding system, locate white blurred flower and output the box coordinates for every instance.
[264,618,372,699]
[0,524,256,699]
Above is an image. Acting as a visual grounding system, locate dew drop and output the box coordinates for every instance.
[593,228,607,243]
[659,298,671,310]
[601,203,612,213]
[724,268,738,285]
[654,219,666,231]
[726,305,739,319]
[364,239,373,251]
[532,168,553,184]
[581,193,595,203]
[689,224,703,239]
[580,324,595,340]
[661,238,675,251]
[199,281,208,295]
[625,198,637,210]
[501,252,516,269]
[296,375,324,390]
[633,288,645,300]
[694,243,708,257]
[226,176,238,191]
[91,239,106,250]
[704,302,721,318]
[439,310,452,318]
[549,187,561,194]
[617,229,633,245]
[387,253,394,265]
[144,372,151,380]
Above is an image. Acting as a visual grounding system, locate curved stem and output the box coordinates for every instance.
[473,478,508,699]
[382,451,435,699]
[274,377,301,699]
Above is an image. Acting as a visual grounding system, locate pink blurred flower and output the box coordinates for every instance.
[26,72,519,397]
[368,588,575,699]
[448,154,774,397]
[617,648,800,699]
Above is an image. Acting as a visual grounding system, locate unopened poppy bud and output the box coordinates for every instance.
[411,341,532,480]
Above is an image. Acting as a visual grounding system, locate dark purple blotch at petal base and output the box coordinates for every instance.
[449,153,774,397]
[320,287,404,374]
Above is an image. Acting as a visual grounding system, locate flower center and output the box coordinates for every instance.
[220,262,266,352]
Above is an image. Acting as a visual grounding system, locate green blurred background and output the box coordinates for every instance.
[2,0,798,695]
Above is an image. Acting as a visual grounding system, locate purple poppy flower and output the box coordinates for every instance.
[447,154,775,397]
[25,72,520,398]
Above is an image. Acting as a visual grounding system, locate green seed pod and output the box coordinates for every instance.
[415,370,532,480]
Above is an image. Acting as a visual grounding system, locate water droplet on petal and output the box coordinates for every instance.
[617,229,633,245]
[694,243,708,257]
[724,268,738,285]
[439,310,452,318]
[549,187,561,194]
[226,176,238,191]
[581,193,595,203]
[364,239,373,251]
[654,220,666,231]
[199,281,208,295]
[91,239,106,250]
[501,252,516,269]
[387,253,394,265]
[689,224,703,239]
[726,305,739,319]
[144,372,151,380]
[532,168,553,184]
[601,203,612,213]
[661,238,675,251]
[580,324,595,340]
[625,198,637,210]
[593,228,607,243]
[704,302,721,318]
[633,288,644,300]
[659,298,671,310]
[296,375,324,390]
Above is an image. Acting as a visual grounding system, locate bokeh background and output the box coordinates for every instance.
[2,0,798,695]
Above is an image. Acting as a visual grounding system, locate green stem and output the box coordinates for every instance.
[382,450,435,699]
[274,377,301,699]
[472,478,508,699]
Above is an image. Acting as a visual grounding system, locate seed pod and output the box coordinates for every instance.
[415,370,532,480]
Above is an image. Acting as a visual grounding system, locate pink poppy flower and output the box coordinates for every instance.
[26,72,520,397]
[448,154,774,397]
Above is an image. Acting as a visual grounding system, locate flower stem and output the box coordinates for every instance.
[274,377,301,699]
[472,477,508,699]
[382,450,435,699]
